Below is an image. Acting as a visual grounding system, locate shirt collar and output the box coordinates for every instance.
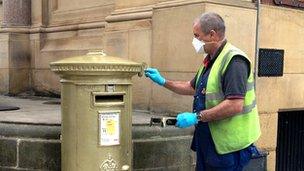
[204,39,227,67]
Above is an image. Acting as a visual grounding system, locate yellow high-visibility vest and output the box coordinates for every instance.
[195,42,261,154]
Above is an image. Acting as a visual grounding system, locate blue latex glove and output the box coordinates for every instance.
[144,68,166,86]
[176,112,198,128]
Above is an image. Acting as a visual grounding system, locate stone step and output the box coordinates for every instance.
[0,122,195,171]
[0,95,267,170]
[0,122,268,171]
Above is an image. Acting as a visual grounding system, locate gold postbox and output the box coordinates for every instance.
[50,51,145,171]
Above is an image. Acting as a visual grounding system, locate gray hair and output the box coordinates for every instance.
[199,12,225,37]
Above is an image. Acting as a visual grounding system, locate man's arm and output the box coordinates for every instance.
[145,68,195,96]
[164,80,195,95]
[198,98,243,122]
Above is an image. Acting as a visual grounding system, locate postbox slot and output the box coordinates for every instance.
[92,92,125,106]
[95,94,123,103]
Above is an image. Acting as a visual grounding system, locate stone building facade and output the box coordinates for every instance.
[0,0,303,170]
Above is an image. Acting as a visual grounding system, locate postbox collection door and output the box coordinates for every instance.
[74,84,132,171]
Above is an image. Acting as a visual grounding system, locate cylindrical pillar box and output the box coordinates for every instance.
[50,51,144,171]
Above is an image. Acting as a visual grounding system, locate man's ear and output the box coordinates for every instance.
[210,30,216,38]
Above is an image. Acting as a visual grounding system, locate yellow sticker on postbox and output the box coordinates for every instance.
[99,111,120,146]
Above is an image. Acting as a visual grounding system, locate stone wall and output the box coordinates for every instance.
[0,122,195,171]
[150,1,257,113]
[255,5,304,171]
[0,0,303,170]
[0,122,267,170]
[0,0,31,94]
[0,123,61,170]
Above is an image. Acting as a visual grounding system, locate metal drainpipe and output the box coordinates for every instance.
[254,0,261,90]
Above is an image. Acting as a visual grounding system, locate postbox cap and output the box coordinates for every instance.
[50,50,145,76]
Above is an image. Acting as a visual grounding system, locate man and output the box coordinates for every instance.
[144,12,261,171]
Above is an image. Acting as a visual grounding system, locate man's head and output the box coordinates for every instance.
[192,12,226,55]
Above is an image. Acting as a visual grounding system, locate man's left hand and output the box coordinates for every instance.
[176,112,198,128]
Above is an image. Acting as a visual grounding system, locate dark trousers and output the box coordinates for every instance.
[192,122,258,171]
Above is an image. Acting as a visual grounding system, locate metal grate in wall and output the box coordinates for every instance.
[258,48,284,77]
[276,109,304,171]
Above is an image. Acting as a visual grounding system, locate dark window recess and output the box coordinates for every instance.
[254,0,304,9]
[276,110,304,171]
[274,0,304,8]
[258,48,284,77]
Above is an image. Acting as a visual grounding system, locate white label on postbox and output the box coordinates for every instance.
[98,111,120,146]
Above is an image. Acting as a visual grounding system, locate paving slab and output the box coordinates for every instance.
[0,95,165,125]
[0,95,61,125]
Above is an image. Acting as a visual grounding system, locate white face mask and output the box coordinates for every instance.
[192,37,206,54]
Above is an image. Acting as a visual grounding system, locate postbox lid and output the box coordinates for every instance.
[50,50,145,76]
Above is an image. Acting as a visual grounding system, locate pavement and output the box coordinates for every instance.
[0,95,163,125]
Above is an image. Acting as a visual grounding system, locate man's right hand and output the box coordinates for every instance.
[144,68,166,86]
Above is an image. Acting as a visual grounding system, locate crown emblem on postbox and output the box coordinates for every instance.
[100,154,117,171]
